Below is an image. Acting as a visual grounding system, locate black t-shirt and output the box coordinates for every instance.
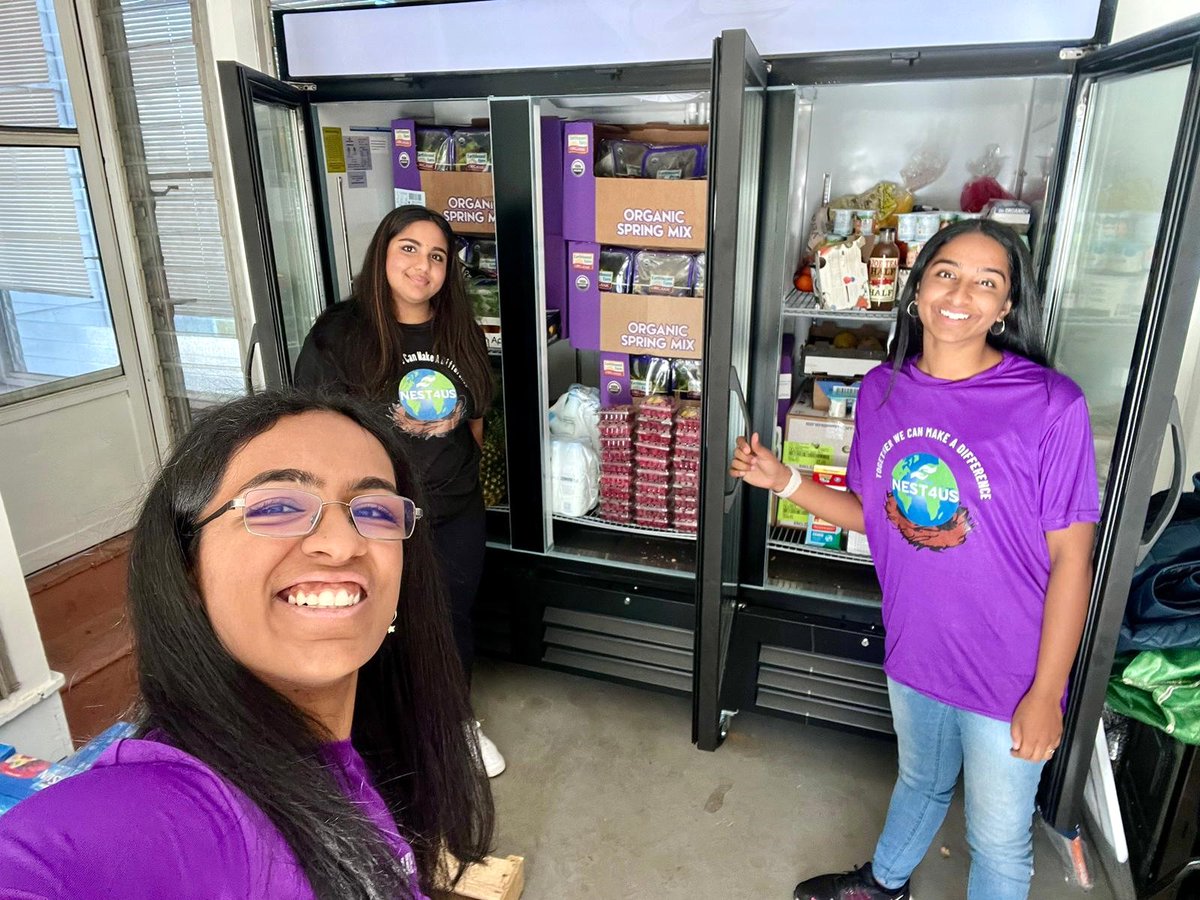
[293,303,483,524]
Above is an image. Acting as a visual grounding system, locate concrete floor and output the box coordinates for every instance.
[472,658,1115,900]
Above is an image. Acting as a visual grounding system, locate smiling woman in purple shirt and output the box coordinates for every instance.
[733,220,1099,900]
[0,392,494,899]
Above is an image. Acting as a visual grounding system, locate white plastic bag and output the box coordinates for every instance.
[548,384,601,453]
[550,438,599,517]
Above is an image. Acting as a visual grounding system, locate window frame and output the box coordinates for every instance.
[0,0,155,424]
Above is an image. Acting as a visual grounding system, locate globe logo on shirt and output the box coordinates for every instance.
[396,369,458,421]
[891,453,961,527]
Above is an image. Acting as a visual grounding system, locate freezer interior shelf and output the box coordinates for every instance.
[768,524,874,566]
[782,289,896,322]
[553,512,696,542]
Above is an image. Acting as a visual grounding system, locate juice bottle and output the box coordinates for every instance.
[868,226,899,311]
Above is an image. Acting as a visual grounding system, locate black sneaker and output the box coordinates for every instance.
[793,862,911,900]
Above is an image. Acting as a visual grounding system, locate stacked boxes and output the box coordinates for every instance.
[632,397,674,530]
[598,406,634,523]
[672,405,701,533]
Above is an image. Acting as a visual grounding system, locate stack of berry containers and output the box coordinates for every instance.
[633,396,676,530]
[672,406,701,533]
[598,406,634,523]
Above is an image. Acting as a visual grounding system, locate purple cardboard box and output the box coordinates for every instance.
[391,117,423,200]
[562,121,596,243]
[599,353,632,408]
[567,241,601,350]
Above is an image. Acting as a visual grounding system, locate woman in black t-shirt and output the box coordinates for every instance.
[294,206,505,776]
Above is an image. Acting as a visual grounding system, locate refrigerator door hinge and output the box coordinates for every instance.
[890,50,920,66]
[1059,45,1097,61]
[286,81,317,92]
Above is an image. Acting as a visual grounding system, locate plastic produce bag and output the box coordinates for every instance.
[960,143,1014,213]
[416,127,454,171]
[470,240,498,277]
[550,438,600,517]
[899,144,949,194]
[692,253,706,298]
[454,129,491,172]
[611,140,651,177]
[598,248,634,293]
[632,251,693,296]
[465,276,500,319]
[548,383,601,453]
[673,359,702,400]
[829,181,915,229]
[642,145,703,179]
[630,356,672,397]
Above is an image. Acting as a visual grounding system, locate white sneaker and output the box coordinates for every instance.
[472,721,506,778]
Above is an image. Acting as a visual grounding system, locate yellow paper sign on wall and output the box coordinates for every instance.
[322,126,346,173]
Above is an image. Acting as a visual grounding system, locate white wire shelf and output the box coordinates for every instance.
[782,290,897,322]
[553,511,697,542]
[767,524,874,566]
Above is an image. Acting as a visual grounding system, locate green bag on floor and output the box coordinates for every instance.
[1107,649,1200,744]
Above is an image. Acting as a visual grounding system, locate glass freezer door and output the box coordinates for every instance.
[1037,22,1200,831]
[218,62,329,389]
[694,30,767,751]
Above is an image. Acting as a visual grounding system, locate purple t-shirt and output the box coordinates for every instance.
[0,736,429,899]
[846,352,1100,721]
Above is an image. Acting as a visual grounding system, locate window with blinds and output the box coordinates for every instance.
[97,0,242,435]
[0,0,119,405]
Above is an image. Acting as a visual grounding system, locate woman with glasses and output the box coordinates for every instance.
[294,206,504,776]
[0,392,494,900]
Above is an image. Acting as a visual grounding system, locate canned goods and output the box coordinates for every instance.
[830,208,854,236]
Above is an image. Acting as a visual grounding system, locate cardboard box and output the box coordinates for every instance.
[599,352,632,407]
[392,119,496,236]
[433,854,525,900]
[568,242,602,349]
[600,293,703,360]
[775,440,838,529]
[562,121,708,252]
[784,401,855,463]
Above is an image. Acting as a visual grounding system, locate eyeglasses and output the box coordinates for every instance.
[193,487,423,540]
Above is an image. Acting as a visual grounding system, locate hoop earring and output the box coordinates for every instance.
[906,300,919,317]
[989,319,1007,336]
[387,611,397,635]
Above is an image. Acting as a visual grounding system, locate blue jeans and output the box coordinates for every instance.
[871,679,1047,900]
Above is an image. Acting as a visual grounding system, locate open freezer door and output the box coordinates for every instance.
[1036,20,1200,834]
[218,62,331,389]
[693,30,767,751]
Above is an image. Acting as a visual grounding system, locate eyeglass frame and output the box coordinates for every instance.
[191,487,424,541]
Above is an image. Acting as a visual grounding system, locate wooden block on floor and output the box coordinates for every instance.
[432,854,525,900]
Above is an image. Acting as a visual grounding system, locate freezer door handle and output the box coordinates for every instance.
[1137,395,1186,566]
[243,323,260,396]
[724,366,751,513]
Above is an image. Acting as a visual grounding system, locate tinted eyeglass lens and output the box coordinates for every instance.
[348,494,415,540]
[242,488,321,536]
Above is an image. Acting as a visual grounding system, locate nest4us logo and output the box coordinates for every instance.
[874,425,995,551]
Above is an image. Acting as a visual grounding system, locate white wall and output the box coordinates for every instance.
[1112,0,1200,41]
[0,488,72,761]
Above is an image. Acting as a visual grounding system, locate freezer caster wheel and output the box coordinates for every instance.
[719,709,738,741]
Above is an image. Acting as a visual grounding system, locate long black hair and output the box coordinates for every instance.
[128,391,494,899]
[887,218,1049,370]
[344,205,492,411]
